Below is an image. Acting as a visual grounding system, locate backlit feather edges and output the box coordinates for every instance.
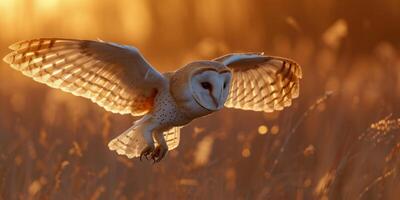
[4,51,134,115]
[162,126,181,150]
[222,54,302,113]
[3,38,157,116]
[108,126,181,158]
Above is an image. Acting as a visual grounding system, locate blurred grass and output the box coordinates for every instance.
[0,0,400,199]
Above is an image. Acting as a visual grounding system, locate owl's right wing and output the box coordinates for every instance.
[214,53,302,112]
[3,38,166,116]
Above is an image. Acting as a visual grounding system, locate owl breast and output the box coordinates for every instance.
[151,83,192,129]
[150,72,214,129]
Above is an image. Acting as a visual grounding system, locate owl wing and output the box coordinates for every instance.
[3,38,166,116]
[214,53,302,112]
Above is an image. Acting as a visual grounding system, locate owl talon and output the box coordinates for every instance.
[150,146,161,160]
[150,146,160,163]
[156,148,167,162]
[151,145,168,163]
[140,145,154,161]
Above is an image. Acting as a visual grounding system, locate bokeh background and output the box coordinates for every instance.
[1,0,400,199]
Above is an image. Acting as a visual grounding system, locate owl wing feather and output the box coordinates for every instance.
[3,38,166,116]
[215,53,302,112]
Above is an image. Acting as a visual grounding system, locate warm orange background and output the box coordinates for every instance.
[1,0,400,199]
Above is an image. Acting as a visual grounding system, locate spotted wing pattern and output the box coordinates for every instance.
[215,53,302,112]
[3,38,165,115]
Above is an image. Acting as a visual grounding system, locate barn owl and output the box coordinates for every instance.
[3,38,302,162]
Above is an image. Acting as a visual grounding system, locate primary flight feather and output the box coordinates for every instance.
[3,38,302,162]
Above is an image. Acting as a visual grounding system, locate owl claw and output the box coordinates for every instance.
[140,145,154,161]
[156,148,167,162]
[150,147,160,163]
[150,145,168,163]
[140,144,167,163]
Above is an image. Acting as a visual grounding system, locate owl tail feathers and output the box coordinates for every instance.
[108,116,152,158]
[163,126,181,151]
[107,126,182,159]
[108,114,182,159]
[108,125,148,159]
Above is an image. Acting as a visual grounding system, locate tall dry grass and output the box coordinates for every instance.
[1,0,400,199]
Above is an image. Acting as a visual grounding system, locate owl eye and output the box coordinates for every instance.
[201,82,212,90]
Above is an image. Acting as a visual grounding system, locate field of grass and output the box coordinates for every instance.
[0,0,400,199]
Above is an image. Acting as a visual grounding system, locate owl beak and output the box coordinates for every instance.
[217,87,224,109]
[210,94,219,109]
[211,85,225,110]
[211,93,224,110]
[216,102,224,110]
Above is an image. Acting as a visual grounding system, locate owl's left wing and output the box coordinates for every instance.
[214,53,302,112]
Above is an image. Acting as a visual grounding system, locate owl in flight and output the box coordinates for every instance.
[3,38,302,162]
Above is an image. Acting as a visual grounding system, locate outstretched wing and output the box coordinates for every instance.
[214,53,302,112]
[3,38,166,116]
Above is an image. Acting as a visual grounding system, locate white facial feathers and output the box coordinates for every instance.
[169,61,232,118]
[190,70,231,111]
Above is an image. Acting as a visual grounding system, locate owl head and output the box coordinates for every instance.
[170,61,232,117]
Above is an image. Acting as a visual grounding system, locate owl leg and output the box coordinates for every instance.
[151,132,168,163]
[138,124,156,161]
